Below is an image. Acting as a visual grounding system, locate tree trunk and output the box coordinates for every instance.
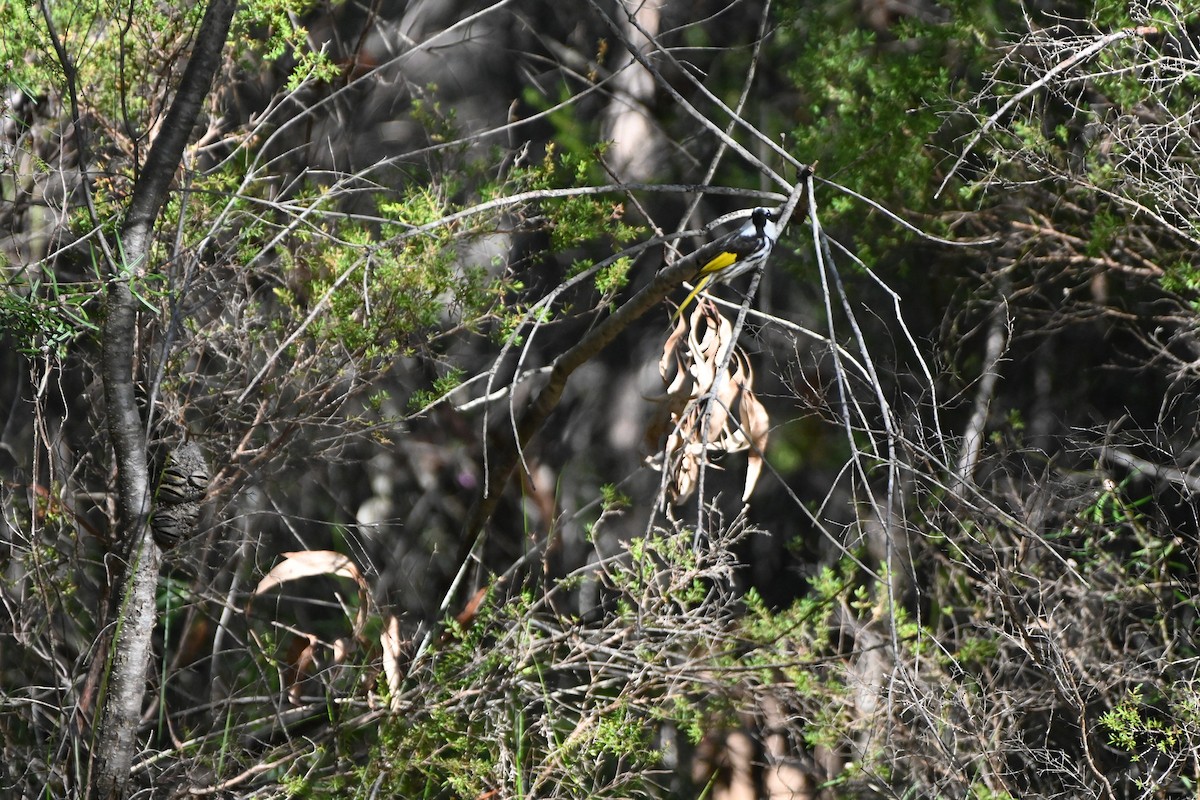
[86,2,236,797]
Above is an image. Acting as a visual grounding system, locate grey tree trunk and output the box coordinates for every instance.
[87,2,236,797]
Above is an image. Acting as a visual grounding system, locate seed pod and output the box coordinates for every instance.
[156,442,209,505]
[151,500,201,550]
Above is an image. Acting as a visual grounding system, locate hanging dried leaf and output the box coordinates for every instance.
[740,385,770,502]
[646,303,772,504]
[660,314,690,384]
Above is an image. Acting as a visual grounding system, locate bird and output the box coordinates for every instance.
[672,207,778,323]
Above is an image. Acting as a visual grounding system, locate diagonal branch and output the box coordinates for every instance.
[464,242,724,541]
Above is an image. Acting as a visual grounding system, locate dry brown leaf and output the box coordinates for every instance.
[284,633,318,705]
[381,615,405,710]
[685,304,732,398]
[253,550,366,595]
[673,444,700,503]
[250,550,371,638]
[455,586,489,627]
[740,386,771,502]
[709,355,746,446]
[650,302,771,504]
[664,352,689,397]
[661,314,690,382]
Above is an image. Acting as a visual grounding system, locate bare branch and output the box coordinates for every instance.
[937,26,1153,198]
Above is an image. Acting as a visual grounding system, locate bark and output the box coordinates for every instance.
[87,1,236,797]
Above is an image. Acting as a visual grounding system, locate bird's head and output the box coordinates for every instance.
[752,207,779,241]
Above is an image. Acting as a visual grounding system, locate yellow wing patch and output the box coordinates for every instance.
[698,251,738,275]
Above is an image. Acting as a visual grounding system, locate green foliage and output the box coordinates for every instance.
[307,221,453,359]
[522,84,598,179]
[9,0,209,190]
[367,590,661,799]
[410,88,462,147]
[739,565,844,652]
[599,483,630,512]
[155,574,194,616]
[618,532,698,599]
[0,277,100,358]
[353,534,912,797]
[594,255,634,297]
[1160,260,1200,295]
[1052,475,1193,594]
[970,787,1018,800]
[733,563,873,752]
[1090,0,1145,29]
[1098,684,1200,787]
[0,1,60,94]
[512,145,645,252]
[775,1,991,252]
[1086,210,1121,257]
[176,166,511,388]
[408,368,465,412]
[230,0,337,91]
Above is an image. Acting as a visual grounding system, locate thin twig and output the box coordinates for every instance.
[936,26,1151,198]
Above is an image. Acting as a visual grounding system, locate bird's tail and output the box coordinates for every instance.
[671,273,714,324]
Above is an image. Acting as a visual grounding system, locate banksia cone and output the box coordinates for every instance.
[156,442,209,504]
[152,501,202,550]
[152,442,209,549]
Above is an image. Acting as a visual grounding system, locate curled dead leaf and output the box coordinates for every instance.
[740,385,770,502]
[283,633,318,705]
[253,550,366,595]
[646,303,772,504]
[249,550,371,639]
